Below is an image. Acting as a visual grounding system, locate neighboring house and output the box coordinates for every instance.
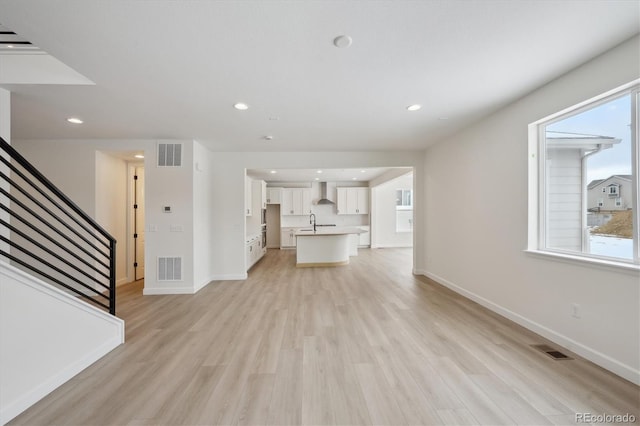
[545,133,620,252]
[587,174,633,211]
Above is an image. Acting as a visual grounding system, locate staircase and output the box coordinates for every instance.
[0,137,125,425]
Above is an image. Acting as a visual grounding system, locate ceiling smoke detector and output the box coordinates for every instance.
[333,35,352,48]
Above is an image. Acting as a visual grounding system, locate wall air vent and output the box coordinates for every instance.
[158,257,182,281]
[157,143,182,167]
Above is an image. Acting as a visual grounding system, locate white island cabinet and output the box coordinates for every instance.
[295,227,366,267]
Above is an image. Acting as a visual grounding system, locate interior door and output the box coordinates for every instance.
[134,166,145,280]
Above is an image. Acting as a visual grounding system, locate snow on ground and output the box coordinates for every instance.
[589,234,633,259]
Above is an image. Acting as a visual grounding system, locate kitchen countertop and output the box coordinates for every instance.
[294,226,367,236]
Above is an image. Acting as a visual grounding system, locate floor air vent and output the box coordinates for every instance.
[157,143,182,167]
[531,344,573,360]
[158,257,182,281]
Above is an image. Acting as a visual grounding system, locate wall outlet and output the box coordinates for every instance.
[571,303,581,319]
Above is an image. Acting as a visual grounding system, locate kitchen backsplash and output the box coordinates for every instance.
[280,203,369,227]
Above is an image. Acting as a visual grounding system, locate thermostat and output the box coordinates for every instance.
[163,206,172,213]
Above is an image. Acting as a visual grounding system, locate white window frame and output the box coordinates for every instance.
[616,197,622,207]
[598,199,604,207]
[527,80,639,271]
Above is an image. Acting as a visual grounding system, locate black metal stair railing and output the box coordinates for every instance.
[0,137,117,315]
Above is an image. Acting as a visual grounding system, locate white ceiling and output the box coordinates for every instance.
[0,1,638,152]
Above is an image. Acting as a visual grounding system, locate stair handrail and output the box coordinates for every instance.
[0,137,117,314]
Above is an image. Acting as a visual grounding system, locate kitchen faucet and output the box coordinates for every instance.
[309,213,316,232]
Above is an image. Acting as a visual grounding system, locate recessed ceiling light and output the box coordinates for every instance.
[233,102,249,110]
[134,154,144,159]
[270,170,277,174]
[333,35,352,48]
[352,177,358,180]
[316,170,323,174]
[263,135,274,141]
[66,117,83,124]
[406,104,421,111]
[314,177,320,181]
[360,170,366,173]
[7,45,14,49]
[439,116,449,120]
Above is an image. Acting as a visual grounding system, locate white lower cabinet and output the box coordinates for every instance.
[280,228,298,248]
[246,235,264,270]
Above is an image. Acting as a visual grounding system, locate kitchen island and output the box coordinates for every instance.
[295,227,367,267]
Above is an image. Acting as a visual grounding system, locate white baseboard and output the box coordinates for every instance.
[421,271,640,386]
[0,337,122,425]
[210,273,248,281]
[142,287,195,295]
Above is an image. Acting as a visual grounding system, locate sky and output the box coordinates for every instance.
[547,93,632,183]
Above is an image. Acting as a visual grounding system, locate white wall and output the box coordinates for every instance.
[421,35,640,384]
[0,88,9,142]
[193,141,215,291]
[12,139,198,295]
[0,88,10,256]
[0,262,124,425]
[95,151,128,284]
[373,173,413,248]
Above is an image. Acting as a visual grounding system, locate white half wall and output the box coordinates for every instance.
[0,262,124,425]
[422,35,640,384]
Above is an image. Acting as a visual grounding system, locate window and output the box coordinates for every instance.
[396,189,413,208]
[528,80,639,267]
[396,189,413,232]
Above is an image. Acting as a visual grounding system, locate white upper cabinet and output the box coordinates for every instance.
[336,187,369,215]
[267,187,282,204]
[281,188,312,215]
[252,179,267,210]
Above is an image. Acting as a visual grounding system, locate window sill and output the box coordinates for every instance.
[524,249,640,275]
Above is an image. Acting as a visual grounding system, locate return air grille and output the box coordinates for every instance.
[531,344,573,360]
[157,143,182,167]
[158,257,182,281]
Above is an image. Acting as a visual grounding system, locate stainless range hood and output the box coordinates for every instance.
[316,182,335,205]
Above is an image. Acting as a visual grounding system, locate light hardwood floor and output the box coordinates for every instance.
[10,248,639,425]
